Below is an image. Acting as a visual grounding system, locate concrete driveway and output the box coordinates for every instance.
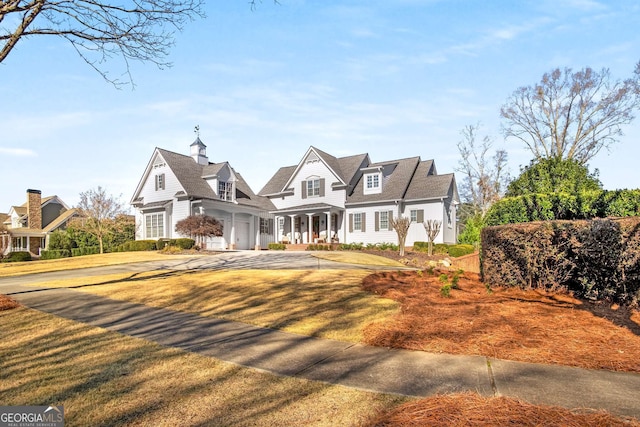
[0,251,394,295]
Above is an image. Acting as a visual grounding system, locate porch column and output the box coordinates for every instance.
[230,212,236,250]
[306,213,313,243]
[289,215,296,243]
[325,210,331,242]
[255,215,261,251]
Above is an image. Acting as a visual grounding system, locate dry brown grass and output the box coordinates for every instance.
[0,251,189,277]
[367,392,640,427]
[27,269,400,342]
[362,269,640,372]
[0,307,407,426]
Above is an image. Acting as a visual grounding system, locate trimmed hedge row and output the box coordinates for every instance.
[71,246,100,257]
[40,249,72,260]
[485,189,640,226]
[481,217,640,306]
[114,238,196,252]
[413,242,475,257]
[2,251,32,262]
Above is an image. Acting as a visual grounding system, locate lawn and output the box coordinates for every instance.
[2,251,640,426]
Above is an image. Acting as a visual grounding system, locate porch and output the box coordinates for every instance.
[273,205,344,246]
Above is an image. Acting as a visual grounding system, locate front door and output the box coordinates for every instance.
[313,216,320,241]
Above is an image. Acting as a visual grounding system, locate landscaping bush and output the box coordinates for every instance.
[40,249,71,260]
[306,244,332,251]
[115,240,158,252]
[447,244,475,258]
[268,243,286,250]
[3,251,31,262]
[169,238,195,250]
[71,246,100,257]
[482,217,640,306]
[337,242,364,251]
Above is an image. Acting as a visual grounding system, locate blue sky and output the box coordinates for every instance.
[1,0,639,211]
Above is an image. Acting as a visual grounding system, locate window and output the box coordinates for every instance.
[410,210,418,222]
[260,218,272,235]
[379,211,389,230]
[219,181,233,201]
[145,213,164,238]
[278,217,284,233]
[410,209,424,223]
[307,179,320,197]
[155,174,165,191]
[366,174,380,189]
[353,213,362,231]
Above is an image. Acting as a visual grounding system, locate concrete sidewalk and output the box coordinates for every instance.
[9,287,640,420]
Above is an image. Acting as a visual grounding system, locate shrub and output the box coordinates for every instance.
[71,246,100,257]
[171,238,195,250]
[482,218,640,306]
[412,241,429,252]
[4,251,31,262]
[268,243,286,250]
[448,244,475,258]
[40,249,71,260]
[306,244,332,251]
[115,240,158,252]
[337,243,364,251]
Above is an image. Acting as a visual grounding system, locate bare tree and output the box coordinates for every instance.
[73,186,127,253]
[390,216,411,257]
[501,64,640,164]
[423,219,441,256]
[1,0,205,87]
[175,214,223,248]
[456,123,509,217]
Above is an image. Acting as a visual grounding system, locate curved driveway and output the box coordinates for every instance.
[0,251,399,295]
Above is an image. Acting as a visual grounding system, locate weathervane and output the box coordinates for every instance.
[194,125,200,138]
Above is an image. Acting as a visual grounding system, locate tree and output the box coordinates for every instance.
[1,0,205,87]
[390,216,411,256]
[423,219,441,256]
[501,64,640,164]
[175,214,223,247]
[506,157,602,197]
[72,186,127,253]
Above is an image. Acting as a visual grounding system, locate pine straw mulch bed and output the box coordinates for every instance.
[361,269,640,372]
[0,295,20,311]
[366,392,640,427]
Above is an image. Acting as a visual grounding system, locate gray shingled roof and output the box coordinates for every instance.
[405,163,456,202]
[347,157,421,205]
[258,165,297,195]
[157,148,275,211]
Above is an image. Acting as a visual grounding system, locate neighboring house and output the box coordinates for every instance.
[130,138,276,250]
[1,189,81,256]
[259,146,459,247]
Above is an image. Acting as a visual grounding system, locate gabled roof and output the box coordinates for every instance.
[42,208,82,233]
[347,156,421,205]
[405,157,458,202]
[133,148,274,211]
[259,149,369,196]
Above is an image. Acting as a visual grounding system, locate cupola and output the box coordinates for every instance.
[190,137,209,165]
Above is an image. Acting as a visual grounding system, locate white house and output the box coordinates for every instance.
[131,142,458,250]
[130,138,276,250]
[259,146,459,247]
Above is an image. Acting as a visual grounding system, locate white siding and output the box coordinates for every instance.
[138,155,184,206]
[271,159,346,210]
[403,201,446,246]
[345,204,399,245]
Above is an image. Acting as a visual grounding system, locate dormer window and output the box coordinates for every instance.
[219,181,233,201]
[364,172,382,195]
[307,179,320,197]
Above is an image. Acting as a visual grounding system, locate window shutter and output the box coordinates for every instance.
[319,178,325,197]
[417,209,424,223]
[161,173,165,190]
[375,212,379,231]
[361,213,366,232]
[269,219,274,235]
[349,214,353,232]
[155,175,159,191]
[388,211,393,230]
[301,181,307,199]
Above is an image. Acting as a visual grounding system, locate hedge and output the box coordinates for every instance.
[71,246,100,257]
[485,189,640,226]
[268,243,286,250]
[413,242,474,257]
[40,249,71,260]
[114,240,158,252]
[481,217,640,306]
[2,251,31,262]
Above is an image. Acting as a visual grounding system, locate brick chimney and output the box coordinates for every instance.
[27,189,42,230]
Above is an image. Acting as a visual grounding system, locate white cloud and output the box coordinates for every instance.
[0,147,37,156]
